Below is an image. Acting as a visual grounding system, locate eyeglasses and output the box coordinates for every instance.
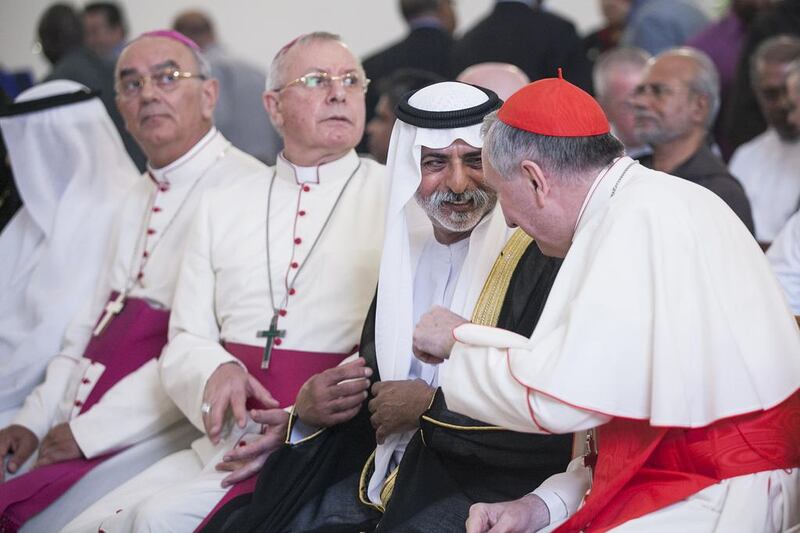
[278,71,370,93]
[116,67,207,98]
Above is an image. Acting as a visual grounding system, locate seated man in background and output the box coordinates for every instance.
[632,47,755,233]
[0,30,267,532]
[730,35,800,247]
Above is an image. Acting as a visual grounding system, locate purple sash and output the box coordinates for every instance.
[193,342,352,532]
[0,293,169,532]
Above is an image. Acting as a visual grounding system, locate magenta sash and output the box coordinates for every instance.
[194,342,351,532]
[0,293,169,532]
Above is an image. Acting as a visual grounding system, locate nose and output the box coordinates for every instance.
[139,76,158,102]
[327,79,347,103]
[445,162,469,195]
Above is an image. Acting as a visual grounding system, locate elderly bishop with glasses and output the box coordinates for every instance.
[0,30,269,532]
[58,32,389,533]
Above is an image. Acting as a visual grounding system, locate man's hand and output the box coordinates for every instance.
[412,306,469,364]
[215,408,289,487]
[368,380,435,444]
[35,423,82,468]
[295,358,372,427]
[203,362,278,444]
[466,494,550,533]
[0,425,38,482]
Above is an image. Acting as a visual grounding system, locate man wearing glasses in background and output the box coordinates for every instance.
[61,32,388,533]
[0,30,268,532]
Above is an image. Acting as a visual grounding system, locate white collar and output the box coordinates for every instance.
[147,127,224,186]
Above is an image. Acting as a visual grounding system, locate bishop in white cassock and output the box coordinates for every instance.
[62,32,389,533]
[414,74,800,532]
[0,81,138,428]
[0,31,267,532]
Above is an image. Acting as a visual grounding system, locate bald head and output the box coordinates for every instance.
[457,63,529,100]
[172,10,215,50]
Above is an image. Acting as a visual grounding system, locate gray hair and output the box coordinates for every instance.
[593,46,651,100]
[654,46,720,129]
[190,46,212,79]
[266,31,363,91]
[481,111,625,185]
[750,35,800,85]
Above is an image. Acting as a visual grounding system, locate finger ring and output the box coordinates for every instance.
[201,402,212,415]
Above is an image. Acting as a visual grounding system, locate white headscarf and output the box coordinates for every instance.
[0,80,139,412]
[370,81,511,503]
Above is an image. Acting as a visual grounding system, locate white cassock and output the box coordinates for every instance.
[8,129,265,533]
[442,157,800,531]
[0,80,138,426]
[64,150,388,532]
[767,210,800,315]
[729,128,800,243]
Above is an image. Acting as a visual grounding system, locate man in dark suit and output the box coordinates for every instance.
[361,0,455,140]
[450,0,593,92]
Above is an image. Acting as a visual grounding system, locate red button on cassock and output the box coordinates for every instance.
[81,378,90,385]
[289,288,296,295]
[291,262,299,269]
[279,309,287,316]
[294,238,302,245]
[74,400,83,407]
[153,206,162,213]
[298,210,306,216]
[302,185,311,192]
[274,338,283,346]
[147,228,156,235]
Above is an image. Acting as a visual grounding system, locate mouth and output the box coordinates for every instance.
[322,116,352,125]
[139,112,171,125]
[443,198,476,212]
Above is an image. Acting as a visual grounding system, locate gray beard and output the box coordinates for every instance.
[415,188,497,233]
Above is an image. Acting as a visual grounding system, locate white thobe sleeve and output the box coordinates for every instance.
[531,457,591,527]
[159,196,244,433]
[441,324,611,434]
[69,359,184,458]
[767,211,800,315]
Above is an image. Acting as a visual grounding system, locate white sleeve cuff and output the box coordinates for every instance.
[530,487,568,525]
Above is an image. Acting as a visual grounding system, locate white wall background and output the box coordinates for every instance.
[1,0,724,81]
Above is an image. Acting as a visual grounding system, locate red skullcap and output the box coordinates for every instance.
[498,68,610,137]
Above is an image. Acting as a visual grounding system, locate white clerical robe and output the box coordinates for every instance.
[63,150,388,533]
[730,128,800,243]
[768,210,800,315]
[441,157,800,531]
[12,129,265,533]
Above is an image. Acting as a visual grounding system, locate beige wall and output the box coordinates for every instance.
[1,0,721,81]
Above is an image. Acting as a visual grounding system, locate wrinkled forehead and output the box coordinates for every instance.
[420,138,481,155]
[116,36,197,77]
[283,39,360,78]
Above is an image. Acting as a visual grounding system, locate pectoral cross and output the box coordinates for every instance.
[92,292,126,336]
[257,313,285,369]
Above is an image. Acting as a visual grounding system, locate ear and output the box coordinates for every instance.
[689,92,710,127]
[263,90,284,131]
[520,159,549,208]
[200,78,219,121]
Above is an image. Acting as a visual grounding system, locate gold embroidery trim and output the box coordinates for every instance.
[358,450,385,512]
[470,228,533,326]
[284,405,326,445]
[420,415,504,431]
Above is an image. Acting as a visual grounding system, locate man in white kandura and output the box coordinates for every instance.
[63,31,388,533]
[0,80,138,428]
[413,73,800,532]
[0,30,267,532]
